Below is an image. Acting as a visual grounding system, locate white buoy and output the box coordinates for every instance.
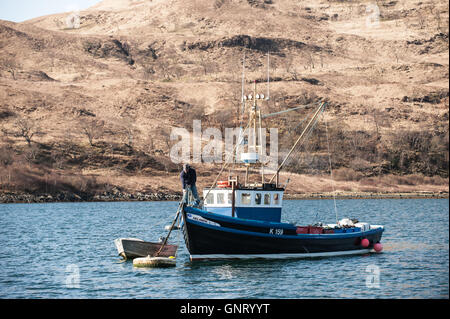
[133,256,176,268]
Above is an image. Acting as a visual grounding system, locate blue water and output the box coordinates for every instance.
[0,199,448,299]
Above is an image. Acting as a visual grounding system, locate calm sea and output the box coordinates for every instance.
[0,199,448,298]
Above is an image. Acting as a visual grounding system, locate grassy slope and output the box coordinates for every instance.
[0,0,448,199]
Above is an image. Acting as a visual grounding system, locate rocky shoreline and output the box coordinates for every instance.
[0,190,447,204]
[0,190,182,204]
[284,191,449,200]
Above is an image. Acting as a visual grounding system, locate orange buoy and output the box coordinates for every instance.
[374,242,383,253]
[361,238,370,248]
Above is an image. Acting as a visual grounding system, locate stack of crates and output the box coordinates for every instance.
[308,226,323,234]
[295,226,324,234]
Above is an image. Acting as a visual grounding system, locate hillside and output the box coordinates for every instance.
[0,0,448,202]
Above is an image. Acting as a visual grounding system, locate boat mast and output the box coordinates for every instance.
[241,52,246,115]
[206,59,270,193]
[242,80,266,187]
[267,52,270,101]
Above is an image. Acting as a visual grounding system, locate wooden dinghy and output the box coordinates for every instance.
[133,256,176,268]
[114,238,178,260]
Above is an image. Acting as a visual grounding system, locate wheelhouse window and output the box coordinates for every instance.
[273,193,280,205]
[241,193,251,205]
[255,193,262,205]
[264,194,271,205]
[216,193,225,205]
[206,193,214,205]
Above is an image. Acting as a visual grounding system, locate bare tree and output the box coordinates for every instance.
[3,56,20,80]
[119,116,139,148]
[416,10,426,29]
[198,53,218,77]
[142,64,155,80]
[24,145,39,165]
[392,47,402,64]
[171,65,185,80]
[218,82,241,126]
[51,150,65,169]
[284,55,294,75]
[0,145,14,187]
[433,7,445,33]
[0,145,13,167]
[307,53,315,71]
[141,135,154,155]
[183,104,204,130]
[214,0,227,9]
[80,119,105,146]
[367,107,392,142]
[160,126,172,153]
[289,67,300,81]
[157,59,172,80]
[14,116,42,146]
[269,55,279,75]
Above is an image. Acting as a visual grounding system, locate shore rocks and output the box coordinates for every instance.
[284,191,449,200]
[0,191,447,204]
[0,191,182,204]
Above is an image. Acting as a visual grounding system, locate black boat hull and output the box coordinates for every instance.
[182,206,384,260]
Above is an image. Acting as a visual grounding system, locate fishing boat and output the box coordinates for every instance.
[180,61,384,261]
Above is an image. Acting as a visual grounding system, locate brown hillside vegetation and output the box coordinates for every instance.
[0,0,448,201]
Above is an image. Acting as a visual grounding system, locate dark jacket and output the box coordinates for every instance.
[180,168,197,190]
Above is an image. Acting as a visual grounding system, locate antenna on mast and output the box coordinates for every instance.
[241,52,246,114]
[266,52,270,101]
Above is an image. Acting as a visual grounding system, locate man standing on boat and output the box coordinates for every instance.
[180,163,200,206]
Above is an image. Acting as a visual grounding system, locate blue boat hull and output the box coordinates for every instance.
[182,206,384,260]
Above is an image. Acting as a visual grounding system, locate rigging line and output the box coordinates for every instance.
[280,106,324,190]
[261,103,316,119]
[293,108,323,165]
[297,107,325,173]
[268,102,325,184]
[286,104,317,136]
[174,204,182,258]
[290,115,309,133]
[264,104,317,171]
[323,108,339,224]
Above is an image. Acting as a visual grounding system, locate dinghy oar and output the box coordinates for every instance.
[133,201,184,268]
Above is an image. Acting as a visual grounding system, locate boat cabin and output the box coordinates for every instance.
[203,187,284,223]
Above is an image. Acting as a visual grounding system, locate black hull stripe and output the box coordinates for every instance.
[185,214,384,240]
